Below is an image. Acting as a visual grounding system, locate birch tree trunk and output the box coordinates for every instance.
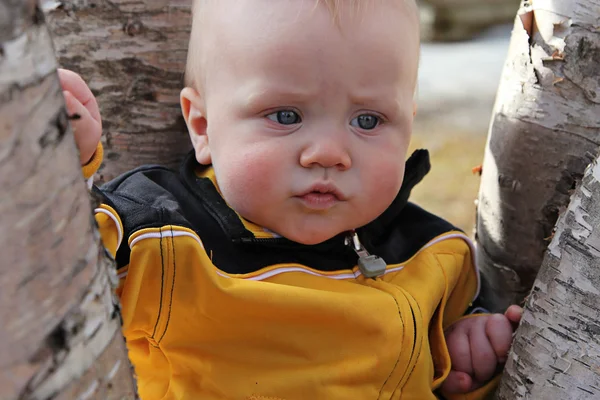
[45,0,192,183]
[495,152,600,399]
[476,0,600,312]
[0,1,136,398]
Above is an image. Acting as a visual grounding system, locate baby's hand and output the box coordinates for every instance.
[58,69,102,165]
[442,305,523,394]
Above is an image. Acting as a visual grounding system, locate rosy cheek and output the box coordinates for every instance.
[218,148,283,213]
[367,162,404,206]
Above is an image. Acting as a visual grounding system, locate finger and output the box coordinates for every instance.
[505,305,524,326]
[469,316,498,383]
[486,313,514,362]
[445,321,474,375]
[441,370,473,394]
[57,69,101,125]
[63,91,102,164]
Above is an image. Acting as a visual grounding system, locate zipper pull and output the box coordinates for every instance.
[345,231,386,278]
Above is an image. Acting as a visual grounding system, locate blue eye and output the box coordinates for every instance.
[351,114,380,130]
[266,110,301,125]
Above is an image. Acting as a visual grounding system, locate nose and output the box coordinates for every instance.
[299,132,351,171]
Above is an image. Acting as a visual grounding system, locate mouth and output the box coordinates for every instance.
[295,183,345,210]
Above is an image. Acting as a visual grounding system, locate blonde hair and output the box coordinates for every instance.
[184,0,419,88]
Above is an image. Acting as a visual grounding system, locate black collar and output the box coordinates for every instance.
[357,149,430,250]
[180,149,431,254]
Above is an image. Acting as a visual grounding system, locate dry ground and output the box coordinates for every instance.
[408,124,488,234]
[410,24,510,233]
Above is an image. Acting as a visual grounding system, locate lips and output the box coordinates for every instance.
[296,183,345,210]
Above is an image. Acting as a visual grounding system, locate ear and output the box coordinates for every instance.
[181,87,211,165]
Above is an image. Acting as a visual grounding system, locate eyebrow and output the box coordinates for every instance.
[349,90,404,115]
[348,85,402,103]
[240,82,318,107]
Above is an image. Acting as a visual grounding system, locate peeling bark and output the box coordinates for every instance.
[496,152,600,399]
[45,0,193,183]
[0,1,136,398]
[476,0,600,312]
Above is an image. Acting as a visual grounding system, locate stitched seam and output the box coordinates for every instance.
[430,251,462,257]
[158,226,177,344]
[401,300,424,388]
[391,289,421,395]
[378,294,404,399]
[432,253,452,383]
[151,226,166,339]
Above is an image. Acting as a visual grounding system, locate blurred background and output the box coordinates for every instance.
[410,0,518,233]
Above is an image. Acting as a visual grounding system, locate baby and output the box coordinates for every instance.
[60,0,521,399]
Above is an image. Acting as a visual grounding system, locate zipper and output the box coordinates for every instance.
[345,230,387,278]
[234,231,389,278]
[236,231,388,278]
[237,230,420,397]
[346,232,420,398]
[235,237,290,245]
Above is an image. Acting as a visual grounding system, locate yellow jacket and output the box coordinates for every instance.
[87,148,494,400]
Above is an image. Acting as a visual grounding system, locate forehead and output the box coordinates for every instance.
[195,0,418,18]
[195,0,418,31]
[193,0,420,83]
[193,0,419,52]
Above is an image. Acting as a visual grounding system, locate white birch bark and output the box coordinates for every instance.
[476,0,600,312]
[496,152,600,399]
[0,1,136,398]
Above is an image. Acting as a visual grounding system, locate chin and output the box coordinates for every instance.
[280,226,344,246]
[291,235,333,246]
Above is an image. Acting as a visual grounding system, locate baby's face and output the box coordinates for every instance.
[183,0,420,245]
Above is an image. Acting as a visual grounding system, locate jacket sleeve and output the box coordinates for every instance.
[95,203,173,398]
[427,237,501,400]
[81,143,121,256]
[80,143,127,291]
[81,142,104,187]
[83,145,171,397]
